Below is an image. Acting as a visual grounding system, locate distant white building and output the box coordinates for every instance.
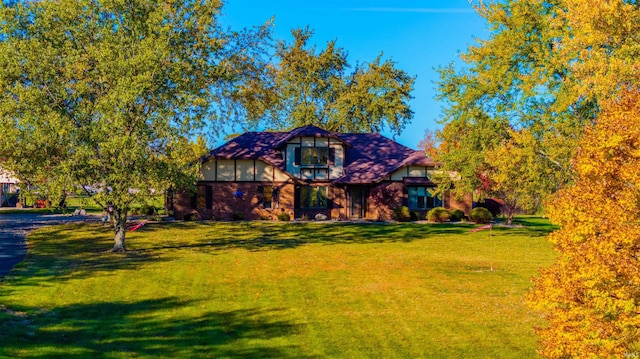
[0,168,20,207]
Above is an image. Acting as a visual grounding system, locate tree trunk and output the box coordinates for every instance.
[503,201,517,225]
[112,208,127,253]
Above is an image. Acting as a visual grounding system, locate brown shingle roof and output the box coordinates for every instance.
[205,126,435,184]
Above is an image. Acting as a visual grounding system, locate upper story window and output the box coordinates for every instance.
[301,147,328,166]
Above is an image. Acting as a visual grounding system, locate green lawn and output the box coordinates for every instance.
[0,195,164,215]
[0,219,557,358]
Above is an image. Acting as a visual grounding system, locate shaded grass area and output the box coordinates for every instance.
[0,220,556,358]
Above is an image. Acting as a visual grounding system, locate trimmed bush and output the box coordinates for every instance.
[469,207,493,224]
[410,211,420,221]
[232,212,244,221]
[450,209,466,222]
[140,205,157,216]
[183,212,200,222]
[427,207,451,223]
[476,199,502,217]
[394,206,411,222]
[277,212,291,222]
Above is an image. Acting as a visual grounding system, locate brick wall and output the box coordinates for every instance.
[173,182,295,221]
[172,181,473,221]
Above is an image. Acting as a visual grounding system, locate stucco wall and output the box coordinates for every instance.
[200,159,289,183]
[389,166,434,181]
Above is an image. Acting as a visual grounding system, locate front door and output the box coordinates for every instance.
[350,186,367,218]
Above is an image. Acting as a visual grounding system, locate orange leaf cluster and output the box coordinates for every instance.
[529,89,640,358]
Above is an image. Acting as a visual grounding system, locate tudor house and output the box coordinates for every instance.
[170,125,472,221]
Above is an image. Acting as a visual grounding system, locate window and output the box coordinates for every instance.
[301,147,329,166]
[300,185,327,208]
[263,186,273,209]
[196,185,207,209]
[194,185,213,209]
[408,186,440,209]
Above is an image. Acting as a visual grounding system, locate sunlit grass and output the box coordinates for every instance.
[0,220,555,358]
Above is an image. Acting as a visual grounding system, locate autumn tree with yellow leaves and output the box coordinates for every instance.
[526,0,640,357]
[528,89,640,358]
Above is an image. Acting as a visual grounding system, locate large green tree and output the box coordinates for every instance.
[434,0,590,214]
[0,0,268,252]
[234,27,415,135]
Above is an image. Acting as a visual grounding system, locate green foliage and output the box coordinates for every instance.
[394,206,411,222]
[469,208,493,224]
[0,0,269,251]
[235,27,415,135]
[433,0,586,218]
[427,207,451,223]
[139,205,157,217]
[277,212,291,221]
[450,209,466,222]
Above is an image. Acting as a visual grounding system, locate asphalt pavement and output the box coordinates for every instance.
[0,212,99,278]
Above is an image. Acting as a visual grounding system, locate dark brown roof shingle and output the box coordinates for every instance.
[205,126,435,184]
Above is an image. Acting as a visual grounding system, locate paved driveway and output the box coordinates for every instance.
[0,213,99,278]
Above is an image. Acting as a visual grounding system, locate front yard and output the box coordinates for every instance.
[0,219,556,358]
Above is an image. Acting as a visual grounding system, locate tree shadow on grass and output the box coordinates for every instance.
[3,220,555,289]
[134,221,482,254]
[133,219,558,255]
[0,297,311,358]
[2,223,163,292]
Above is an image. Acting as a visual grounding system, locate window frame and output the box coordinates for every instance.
[300,185,328,209]
[301,147,329,166]
[263,185,273,209]
[408,186,440,210]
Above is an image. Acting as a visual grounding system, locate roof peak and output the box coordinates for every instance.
[274,124,347,148]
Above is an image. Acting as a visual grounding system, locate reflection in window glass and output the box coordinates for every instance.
[301,147,329,166]
[408,186,440,210]
[301,185,328,208]
[263,186,273,209]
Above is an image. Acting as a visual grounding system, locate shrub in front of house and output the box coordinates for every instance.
[232,212,244,221]
[315,213,328,221]
[469,207,493,224]
[410,211,420,221]
[394,206,411,222]
[277,212,291,221]
[140,205,156,216]
[450,209,466,222]
[427,207,451,223]
[184,211,200,221]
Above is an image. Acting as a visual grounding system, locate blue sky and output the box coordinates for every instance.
[219,0,488,149]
